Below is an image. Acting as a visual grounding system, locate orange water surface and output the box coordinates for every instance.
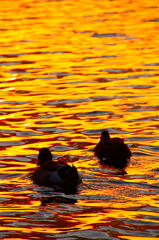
[0,0,159,239]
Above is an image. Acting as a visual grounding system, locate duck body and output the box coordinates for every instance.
[32,148,82,191]
[94,131,131,169]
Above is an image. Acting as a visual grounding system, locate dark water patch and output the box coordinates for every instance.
[138,145,159,153]
[144,18,159,22]
[1,127,50,140]
[103,68,132,73]
[77,110,112,117]
[43,101,60,106]
[101,67,158,79]
[127,116,159,122]
[7,69,31,74]
[0,44,13,48]
[144,215,159,221]
[93,95,113,100]
[0,28,8,31]
[35,127,70,134]
[48,72,73,78]
[12,90,33,95]
[41,196,77,205]
[0,77,32,83]
[44,98,92,106]
[141,206,159,213]
[127,136,158,141]
[144,62,159,66]
[0,60,35,66]
[35,120,53,124]
[90,118,110,123]
[20,40,35,43]
[125,108,157,112]
[136,183,159,191]
[106,226,156,237]
[32,114,55,119]
[0,129,17,134]
[78,30,94,34]
[67,80,97,84]
[4,118,26,123]
[0,100,31,105]
[0,141,24,147]
[67,98,92,104]
[131,150,157,157]
[105,11,118,15]
[126,218,159,227]
[92,32,126,38]
[30,51,66,55]
[36,76,57,80]
[83,55,117,60]
[16,131,41,137]
[0,173,21,180]
[128,73,157,79]
[54,230,109,239]
[17,50,73,57]
[107,179,159,190]
[83,128,129,136]
[21,77,32,81]
[52,145,74,151]
[129,84,154,89]
[0,53,27,58]
[151,146,159,151]
[94,77,110,82]
[25,154,37,160]
[0,156,31,162]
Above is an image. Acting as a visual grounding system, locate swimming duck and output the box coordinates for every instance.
[94,131,131,169]
[32,148,82,192]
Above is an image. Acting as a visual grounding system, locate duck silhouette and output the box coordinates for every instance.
[32,148,82,192]
[94,131,131,169]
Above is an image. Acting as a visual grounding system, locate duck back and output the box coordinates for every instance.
[94,131,131,169]
[32,148,82,192]
[50,165,82,189]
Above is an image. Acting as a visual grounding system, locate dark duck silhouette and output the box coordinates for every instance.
[94,131,131,169]
[31,148,82,192]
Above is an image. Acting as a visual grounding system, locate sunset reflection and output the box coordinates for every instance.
[0,0,158,239]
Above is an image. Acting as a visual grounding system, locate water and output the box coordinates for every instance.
[0,0,159,239]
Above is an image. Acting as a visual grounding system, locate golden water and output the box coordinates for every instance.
[0,0,159,239]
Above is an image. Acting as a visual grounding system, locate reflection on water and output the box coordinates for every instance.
[0,0,159,239]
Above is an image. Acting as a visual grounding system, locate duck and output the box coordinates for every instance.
[94,131,131,169]
[31,148,82,192]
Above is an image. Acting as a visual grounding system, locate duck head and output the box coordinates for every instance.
[100,130,110,141]
[37,148,52,166]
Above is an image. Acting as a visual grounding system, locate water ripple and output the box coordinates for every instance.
[0,0,158,239]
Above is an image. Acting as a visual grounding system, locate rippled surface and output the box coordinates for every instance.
[0,0,159,239]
